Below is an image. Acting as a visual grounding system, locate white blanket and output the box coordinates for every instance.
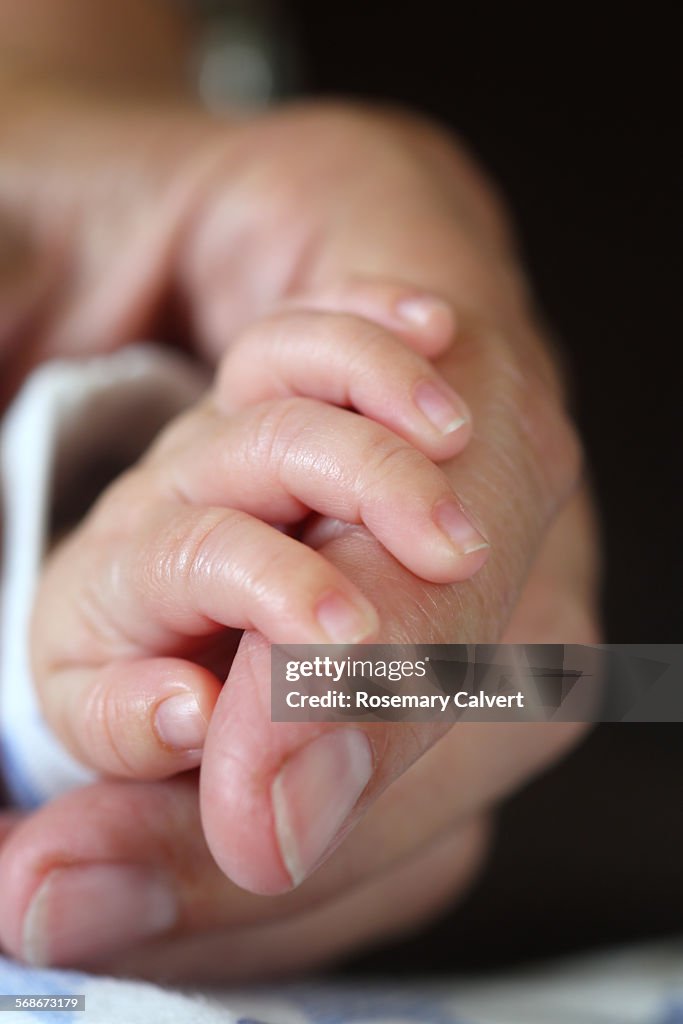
[1,942,683,1023]
[0,346,207,805]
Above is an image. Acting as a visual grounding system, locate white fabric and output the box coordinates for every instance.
[1,942,683,1023]
[0,345,207,806]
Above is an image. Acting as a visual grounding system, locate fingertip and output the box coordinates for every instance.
[49,658,222,781]
[376,495,490,586]
[394,294,456,355]
[271,727,374,887]
[200,636,300,895]
[430,499,491,582]
[0,780,191,967]
[410,379,472,458]
[314,590,380,645]
[153,690,210,756]
[132,660,221,776]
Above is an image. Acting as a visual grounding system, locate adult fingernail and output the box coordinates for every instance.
[316,592,378,643]
[396,295,454,336]
[23,863,178,967]
[272,729,374,886]
[414,380,469,434]
[154,692,207,751]
[434,500,490,555]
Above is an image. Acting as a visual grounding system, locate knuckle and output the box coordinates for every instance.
[335,319,399,389]
[248,544,315,612]
[147,508,231,597]
[363,432,430,493]
[261,528,334,591]
[33,540,130,674]
[245,396,318,467]
[75,565,133,657]
[77,676,139,776]
[340,314,396,360]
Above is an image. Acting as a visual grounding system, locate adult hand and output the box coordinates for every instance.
[0,486,597,979]
[0,89,600,972]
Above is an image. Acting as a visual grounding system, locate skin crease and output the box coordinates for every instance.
[0,51,601,975]
[0,489,596,980]
[30,301,489,781]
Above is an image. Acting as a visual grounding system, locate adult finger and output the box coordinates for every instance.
[0,774,488,972]
[105,818,489,984]
[277,276,457,359]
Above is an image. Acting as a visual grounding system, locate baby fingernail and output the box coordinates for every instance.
[23,863,177,967]
[434,500,489,555]
[316,592,378,643]
[272,729,374,886]
[154,692,207,752]
[414,380,469,434]
[396,295,454,336]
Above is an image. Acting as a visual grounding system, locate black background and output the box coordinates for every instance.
[286,2,682,968]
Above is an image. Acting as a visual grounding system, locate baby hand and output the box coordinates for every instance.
[31,282,488,782]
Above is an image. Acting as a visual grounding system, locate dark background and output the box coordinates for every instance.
[285,2,682,969]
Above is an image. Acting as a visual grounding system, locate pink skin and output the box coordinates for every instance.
[0,477,597,974]
[0,487,596,974]
[214,308,472,459]
[143,398,485,578]
[0,89,600,976]
[0,775,491,975]
[196,317,589,897]
[31,286,487,781]
[33,304,586,902]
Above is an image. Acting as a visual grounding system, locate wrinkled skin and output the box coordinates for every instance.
[0,98,600,978]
